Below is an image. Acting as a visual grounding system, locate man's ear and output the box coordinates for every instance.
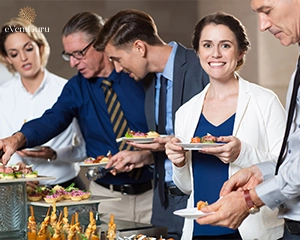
[133,40,146,56]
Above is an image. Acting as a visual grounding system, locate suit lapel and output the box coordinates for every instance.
[172,44,186,126]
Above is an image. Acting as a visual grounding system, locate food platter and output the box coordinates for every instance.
[173,207,214,219]
[0,175,55,183]
[175,142,224,150]
[29,195,122,207]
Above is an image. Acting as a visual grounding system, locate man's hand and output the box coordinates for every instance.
[196,189,249,229]
[220,165,263,196]
[127,135,173,151]
[17,146,57,161]
[106,150,153,174]
[0,132,27,165]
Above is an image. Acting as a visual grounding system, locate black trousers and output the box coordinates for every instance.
[193,232,242,240]
[151,185,189,240]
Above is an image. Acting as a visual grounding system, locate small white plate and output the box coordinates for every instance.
[79,162,107,167]
[122,137,155,143]
[173,207,214,219]
[175,143,224,150]
[24,146,43,151]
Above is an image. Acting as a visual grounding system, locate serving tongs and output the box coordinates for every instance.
[85,166,115,181]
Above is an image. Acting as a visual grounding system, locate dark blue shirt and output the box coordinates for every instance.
[193,113,236,236]
[20,70,152,184]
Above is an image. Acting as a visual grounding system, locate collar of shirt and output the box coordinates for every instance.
[156,41,178,83]
[95,68,120,87]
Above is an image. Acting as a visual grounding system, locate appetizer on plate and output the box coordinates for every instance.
[191,133,217,143]
[125,130,160,138]
[83,150,112,164]
[0,162,38,179]
[197,200,209,210]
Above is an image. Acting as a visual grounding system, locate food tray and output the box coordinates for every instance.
[0,175,55,183]
[29,195,121,207]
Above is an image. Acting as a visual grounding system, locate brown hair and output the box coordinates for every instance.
[94,9,163,51]
[192,12,250,71]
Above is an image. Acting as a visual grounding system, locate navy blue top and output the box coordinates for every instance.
[20,70,153,185]
[193,113,236,236]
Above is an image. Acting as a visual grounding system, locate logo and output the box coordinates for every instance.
[4,6,49,33]
[18,6,37,23]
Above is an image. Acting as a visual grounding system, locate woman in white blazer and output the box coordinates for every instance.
[165,12,285,240]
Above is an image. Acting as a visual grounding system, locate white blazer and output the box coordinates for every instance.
[173,76,285,240]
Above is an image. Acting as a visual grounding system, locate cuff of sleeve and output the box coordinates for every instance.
[233,141,245,165]
[256,177,287,210]
[19,130,31,148]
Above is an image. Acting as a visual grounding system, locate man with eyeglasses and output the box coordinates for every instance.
[0,12,154,224]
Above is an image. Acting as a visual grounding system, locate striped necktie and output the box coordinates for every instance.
[102,79,132,151]
[275,56,300,174]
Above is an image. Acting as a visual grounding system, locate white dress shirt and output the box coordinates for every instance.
[0,69,86,185]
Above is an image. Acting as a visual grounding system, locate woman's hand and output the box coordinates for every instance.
[165,137,187,167]
[200,136,241,164]
[17,146,57,161]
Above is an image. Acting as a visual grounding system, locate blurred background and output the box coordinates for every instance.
[0,0,297,104]
[0,0,296,190]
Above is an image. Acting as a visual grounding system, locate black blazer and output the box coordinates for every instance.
[144,42,209,131]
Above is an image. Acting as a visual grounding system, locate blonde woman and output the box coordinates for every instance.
[0,18,85,188]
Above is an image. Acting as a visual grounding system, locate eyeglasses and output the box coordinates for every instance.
[61,39,95,61]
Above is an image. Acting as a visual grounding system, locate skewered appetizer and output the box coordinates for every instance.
[27,206,37,240]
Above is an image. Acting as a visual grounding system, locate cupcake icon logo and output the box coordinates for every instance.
[18,6,37,23]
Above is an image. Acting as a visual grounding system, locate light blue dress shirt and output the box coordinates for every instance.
[256,68,300,220]
[155,41,178,182]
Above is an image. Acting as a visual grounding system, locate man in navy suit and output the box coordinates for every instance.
[94,9,209,239]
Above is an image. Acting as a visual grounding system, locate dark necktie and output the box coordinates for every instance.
[156,75,168,206]
[275,57,300,174]
[102,80,133,151]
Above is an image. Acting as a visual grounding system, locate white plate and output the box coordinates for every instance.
[79,162,107,167]
[24,146,43,151]
[173,207,214,219]
[175,142,224,150]
[122,137,155,143]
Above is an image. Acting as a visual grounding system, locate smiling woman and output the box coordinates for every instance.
[165,12,285,240]
[0,17,86,187]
